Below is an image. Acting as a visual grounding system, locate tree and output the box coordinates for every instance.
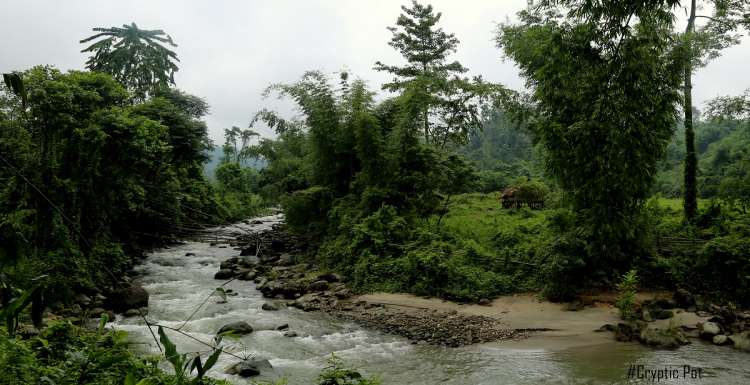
[679,0,750,220]
[374,1,490,147]
[497,0,683,287]
[80,23,179,100]
[221,126,260,165]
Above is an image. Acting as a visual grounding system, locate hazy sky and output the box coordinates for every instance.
[1,0,748,142]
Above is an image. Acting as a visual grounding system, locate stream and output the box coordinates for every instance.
[115,214,750,385]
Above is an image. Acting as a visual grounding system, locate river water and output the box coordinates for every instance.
[115,214,750,385]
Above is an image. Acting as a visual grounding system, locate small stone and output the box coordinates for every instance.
[478,298,491,306]
[275,323,289,330]
[283,331,298,337]
[185,252,196,256]
[124,308,140,317]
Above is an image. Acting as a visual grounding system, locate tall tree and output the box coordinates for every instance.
[222,126,259,165]
[679,0,749,220]
[374,1,488,147]
[497,0,683,286]
[80,23,179,100]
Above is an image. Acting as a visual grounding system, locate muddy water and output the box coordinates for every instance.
[115,214,750,384]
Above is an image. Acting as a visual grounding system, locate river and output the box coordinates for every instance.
[115,214,750,385]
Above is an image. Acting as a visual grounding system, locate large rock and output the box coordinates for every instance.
[317,272,342,283]
[218,321,254,336]
[214,269,234,280]
[107,283,149,313]
[654,298,676,310]
[673,289,695,309]
[262,302,280,311]
[277,253,295,266]
[731,331,750,352]
[638,327,689,349]
[226,359,272,377]
[306,280,330,292]
[699,322,721,340]
[712,334,731,346]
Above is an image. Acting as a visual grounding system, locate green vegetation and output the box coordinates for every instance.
[2,0,750,383]
[242,0,750,306]
[615,270,639,320]
[0,319,230,385]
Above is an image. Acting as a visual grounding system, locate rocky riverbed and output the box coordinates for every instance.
[213,222,521,347]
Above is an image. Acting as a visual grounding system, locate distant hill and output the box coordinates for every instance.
[203,147,266,179]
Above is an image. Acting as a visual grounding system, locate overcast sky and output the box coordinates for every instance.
[1,0,748,143]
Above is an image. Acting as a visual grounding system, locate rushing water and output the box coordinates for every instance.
[115,214,750,385]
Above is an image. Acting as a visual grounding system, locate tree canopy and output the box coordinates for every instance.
[80,23,180,100]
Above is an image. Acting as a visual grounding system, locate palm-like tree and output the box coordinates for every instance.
[80,23,179,100]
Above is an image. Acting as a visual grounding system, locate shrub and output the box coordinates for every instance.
[282,186,334,235]
[615,270,639,320]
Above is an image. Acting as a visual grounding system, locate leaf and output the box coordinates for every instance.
[98,312,109,334]
[203,348,222,375]
[214,287,227,301]
[0,286,37,336]
[124,372,136,385]
[157,326,182,374]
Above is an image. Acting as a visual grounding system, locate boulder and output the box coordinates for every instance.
[712,334,731,346]
[275,323,289,331]
[317,273,342,283]
[239,271,257,281]
[107,283,149,313]
[214,269,234,280]
[260,254,280,264]
[262,302,280,311]
[185,252,196,256]
[638,327,689,349]
[651,309,674,320]
[283,331,298,337]
[478,298,491,306]
[654,298,676,310]
[731,331,750,352]
[673,289,695,309]
[306,280,330,292]
[227,359,272,377]
[699,322,721,340]
[277,253,295,266]
[75,293,92,306]
[124,308,141,317]
[218,321,254,336]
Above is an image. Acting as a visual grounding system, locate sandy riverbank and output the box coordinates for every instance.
[355,292,711,350]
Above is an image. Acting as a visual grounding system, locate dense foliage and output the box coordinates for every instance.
[496,0,684,297]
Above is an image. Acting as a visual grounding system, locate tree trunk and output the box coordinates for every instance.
[683,0,698,221]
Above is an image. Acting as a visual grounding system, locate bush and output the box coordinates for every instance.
[282,186,334,236]
[0,320,230,385]
[615,269,639,320]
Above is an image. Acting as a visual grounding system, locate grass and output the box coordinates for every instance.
[427,192,550,259]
